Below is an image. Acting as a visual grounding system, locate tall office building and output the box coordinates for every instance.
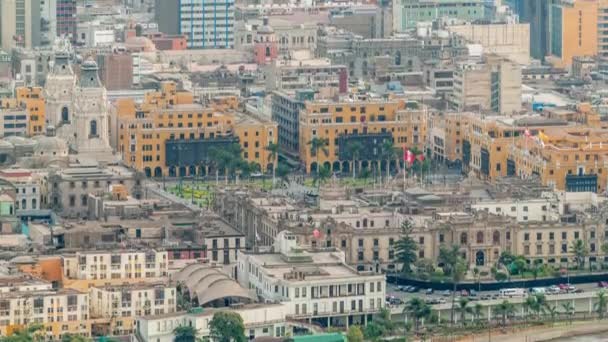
[549,0,598,68]
[393,0,487,32]
[155,0,235,49]
[56,0,76,40]
[506,0,554,61]
[0,0,41,50]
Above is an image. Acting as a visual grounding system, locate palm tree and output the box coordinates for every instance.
[570,239,589,270]
[473,267,481,292]
[596,290,608,319]
[546,305,558,325]
[494,300,515,327]
[265,142,279,187]
[438,245,466,325]
[561,302,575,323]
[404,297,431,333]
[381,139,396,181]
[307,137,329,175]
[457,297,473,326]
[312,164,331,191]
[473,303,484,325]
[174,325,198,342]
[348,141,364,179]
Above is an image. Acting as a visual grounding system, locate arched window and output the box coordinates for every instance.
[265,46,271,57]
[476,231,484,244]
[31,198,37,209]
[395,51,402,66]
[90,120,98,137]
[21,199,26,210]
[61,107,69,122]
[460,232,468,244]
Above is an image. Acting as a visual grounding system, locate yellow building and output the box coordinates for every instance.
[298,98,427,173]
[549,0,598,68]
[116,82,277,178]
[15,87,45,136]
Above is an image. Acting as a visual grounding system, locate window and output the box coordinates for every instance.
[524,233,530,241]
[536,233,542,241]
[90,120,98,137]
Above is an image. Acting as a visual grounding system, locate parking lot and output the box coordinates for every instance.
[386,281,605,307]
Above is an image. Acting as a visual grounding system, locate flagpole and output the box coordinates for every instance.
[403,144,406,192]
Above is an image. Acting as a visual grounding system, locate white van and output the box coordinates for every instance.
[499,288,527,298]
[530,287,546,294]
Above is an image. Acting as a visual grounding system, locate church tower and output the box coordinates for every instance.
[71,58,113,158]
[44,52,76,128]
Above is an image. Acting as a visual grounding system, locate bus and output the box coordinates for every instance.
[499,288,527,298]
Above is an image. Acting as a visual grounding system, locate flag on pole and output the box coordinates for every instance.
[524,128,531,138]
[417,154,425,162]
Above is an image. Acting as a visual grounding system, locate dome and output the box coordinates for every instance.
[4,136,35,148]
[10,255,35,264]
[81,58,98,70]
[33,136,68,156]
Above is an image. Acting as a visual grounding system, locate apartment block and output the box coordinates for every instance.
[549,0,598,68]
[450,54,522,115]
[394,0,486,31]
[0,0,41,50]
[90,283,177,335]
[63,250,168,281]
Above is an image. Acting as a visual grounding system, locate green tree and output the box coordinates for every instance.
[374,307,394,335]
[265,142,279,187]
[394,219,418,274]
[2,324,44,342]
[570,239,589,270]
[561,302,575,323]
[438,245,466,325]
[473,267,481,292]
[546,305,558,325]
[347,141,363,179]
[346,326,364,342]
[403,297,431,333]
[61,334,89,342]
[312,164,332,189]
[363,323,384,340]
[381,139,397,180]
[276,163,290,185]
[173,325,197,342]
[457,297,473,326]
[209,311,246,342]
[307,137,329,175]
[596,290,608,319]
[473,303,484,325]
[494,300,515,327]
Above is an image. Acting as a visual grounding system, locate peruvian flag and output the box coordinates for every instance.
[405,150,415,165]
[524,128,531,138]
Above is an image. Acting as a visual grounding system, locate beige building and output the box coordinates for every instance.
[450,54,522,115]
[447,23,531,65]
[90,283,177,335]
[63,250,169,281]
[0,0,41,50]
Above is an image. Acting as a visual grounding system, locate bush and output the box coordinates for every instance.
[495,272,508,282]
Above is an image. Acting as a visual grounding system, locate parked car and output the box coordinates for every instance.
[425,288,434,295]
[469,289,478,297]
[460,289,469,297]
[442,290,451,297]
[408,286,419,293]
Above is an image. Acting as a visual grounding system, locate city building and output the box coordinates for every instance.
[264,58,348,92]
[47,165,144,218]
[329,5,391,39]
[298,97,427,173]
[115,82,277,178]
[90,283,177,335]
[63,249,169,281]
[96,52,134,90]
[506,0,552,61]
[15,87,45,136]
[0,0,41,50]
[446,23,531,65]
[271,90,312,159]
[136,304,291,342]
[548,0,598,68]
[450,54,522,115]
[155,0,235,49]
[598,0,608,78]
[394,0,487,31]
[56,0,76,40]
[0,278,90,338]
[234,17,316,56]
[237,231,386,328]
[0,169,45,212]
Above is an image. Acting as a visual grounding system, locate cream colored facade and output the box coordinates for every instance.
[90,283,177,335]
[63,250,169,281]
[0,289,90,338]
[447,23,531,65]
[450,54,522,115]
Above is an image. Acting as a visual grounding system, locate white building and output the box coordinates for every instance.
[136,304,291,342]
[0,169,45,211]
[471,198,558,222]
[63,250,168,280]
[44,52,75,128]
[237,231,386,328]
